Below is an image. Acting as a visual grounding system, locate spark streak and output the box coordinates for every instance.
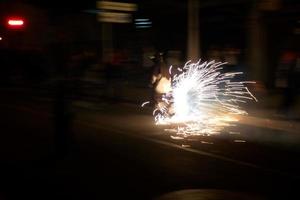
[141,101,150,107]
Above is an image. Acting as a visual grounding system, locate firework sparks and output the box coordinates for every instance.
[141,101,150,107]
[146,59,257,137]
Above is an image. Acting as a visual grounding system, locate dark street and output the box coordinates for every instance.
[0,89,299,199]
[1,0,300,199]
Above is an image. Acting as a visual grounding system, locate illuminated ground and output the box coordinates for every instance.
[0,90,299,199]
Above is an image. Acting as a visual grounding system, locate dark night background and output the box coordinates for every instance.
[0,0,300,199]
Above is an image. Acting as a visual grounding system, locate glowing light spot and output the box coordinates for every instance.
[144,59,257,137]
[8,19,24,26]
[234,140,246,143]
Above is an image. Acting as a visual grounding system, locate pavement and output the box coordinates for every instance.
[2,82,300,150]
[2,81,300,141]
[0,83,300,199]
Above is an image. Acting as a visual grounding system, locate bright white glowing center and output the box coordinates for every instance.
[147,60,257,137]
[173,79,192,118]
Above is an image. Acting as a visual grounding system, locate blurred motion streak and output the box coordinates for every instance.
[97,1,137,12]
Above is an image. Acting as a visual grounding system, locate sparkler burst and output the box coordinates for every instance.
[148,59,257,137]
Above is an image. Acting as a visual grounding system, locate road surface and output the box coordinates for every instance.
[0,90,299,199]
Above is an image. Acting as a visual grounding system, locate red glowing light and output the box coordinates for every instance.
[7,18,24,27]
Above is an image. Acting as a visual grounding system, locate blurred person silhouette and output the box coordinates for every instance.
[166,50,182,69]
[276,39,300,118]
[142,46,156,69]
[150,52,173,115]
